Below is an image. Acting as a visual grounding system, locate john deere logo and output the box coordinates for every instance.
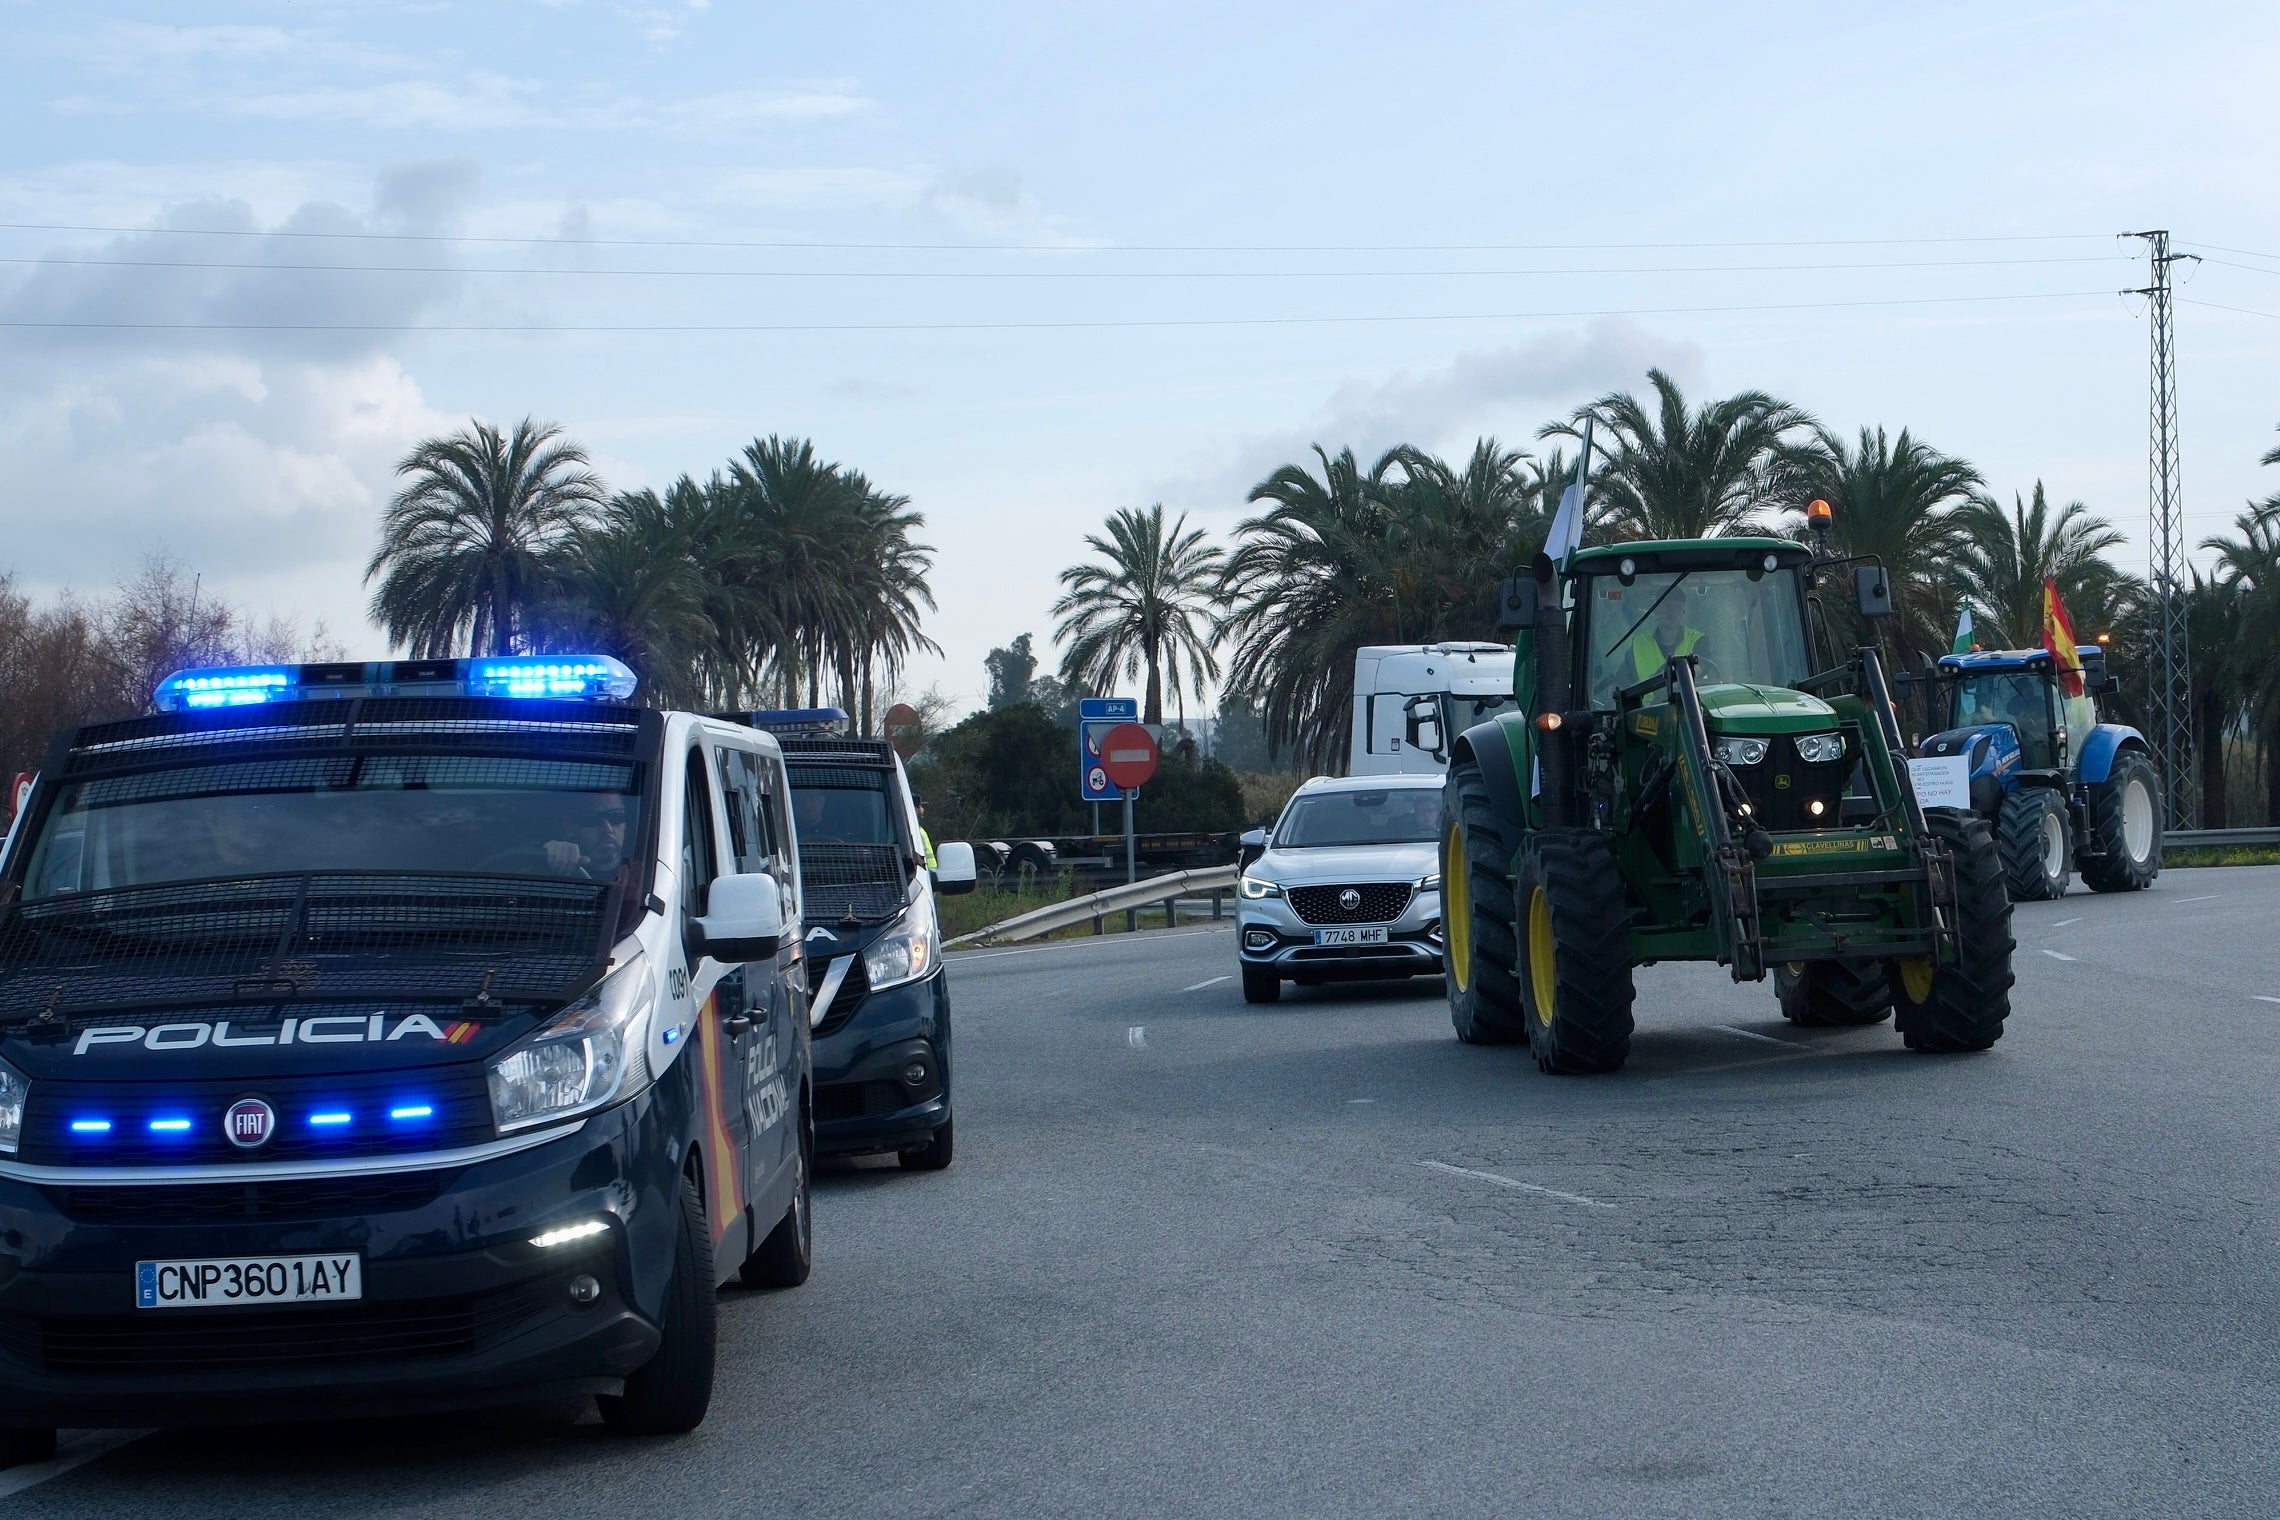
[224,1097,275,1149]
[1339,888,1362,911]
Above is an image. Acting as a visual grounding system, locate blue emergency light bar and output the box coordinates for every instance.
[739,707,850,736]
[154,655,639,712]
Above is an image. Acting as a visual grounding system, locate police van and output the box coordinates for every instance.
[724,711,973,1170]
[0,655,812,1458]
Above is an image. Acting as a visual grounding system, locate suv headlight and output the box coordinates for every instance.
[0,1057,25,1154]
[1237,874,1284,900]
[1794,731,1847,764]
[489,947,656,1133]
[863,894,938,992]
[1712,736,1769,766]
[1415,873,1441,893]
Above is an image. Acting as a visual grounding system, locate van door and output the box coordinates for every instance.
[717,745,800,1204]
[681,747,758,1255]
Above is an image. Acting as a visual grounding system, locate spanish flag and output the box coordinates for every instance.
[2041,577,2084,697]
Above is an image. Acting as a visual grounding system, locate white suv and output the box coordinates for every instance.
[1233,774,1444,1004]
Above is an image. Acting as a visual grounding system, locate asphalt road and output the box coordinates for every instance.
[11,868,2280,1517]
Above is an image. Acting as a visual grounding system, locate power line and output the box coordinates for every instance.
[0,218,2122,255]
[0,287,2119,335]
[2181,297,2280,319]
[0,252,2134,280]
[2177,239,2280,263]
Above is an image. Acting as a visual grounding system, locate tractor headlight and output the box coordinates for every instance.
[1712,736,1769,766]
[1793,732,1847,764]
[1238,873,1284,900]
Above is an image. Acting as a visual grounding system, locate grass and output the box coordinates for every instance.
[2162,844,2280,868]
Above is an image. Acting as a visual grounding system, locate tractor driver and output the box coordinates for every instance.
[1627,585,1708,684]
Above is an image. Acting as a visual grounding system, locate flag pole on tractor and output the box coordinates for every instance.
[1951,605,1975,656]
[2041,578,2085,697]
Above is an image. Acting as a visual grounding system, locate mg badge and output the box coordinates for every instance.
[224,1097,276,1150]
[1338,887,1362,912]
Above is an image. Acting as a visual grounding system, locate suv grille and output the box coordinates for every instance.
[1288,883,1413,925]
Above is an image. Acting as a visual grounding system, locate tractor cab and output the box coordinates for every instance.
[1929,648,2106,778]
[1570,541,1817,709]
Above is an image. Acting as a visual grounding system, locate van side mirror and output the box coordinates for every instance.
[933,840,978,896]
[1497,576,1539,631]
[694,872,785,962]
[1402,693,1444,758]
[1853,565,1893,619]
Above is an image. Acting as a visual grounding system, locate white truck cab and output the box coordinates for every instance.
[1348,643,1516,776]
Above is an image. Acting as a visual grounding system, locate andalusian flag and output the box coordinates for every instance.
[1950,606,1974,655]
[2041,577,2084,697]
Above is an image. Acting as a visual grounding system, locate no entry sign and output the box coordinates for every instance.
[1099,723,1159,791]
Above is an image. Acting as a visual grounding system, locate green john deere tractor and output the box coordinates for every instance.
[1428,517,2016,1075]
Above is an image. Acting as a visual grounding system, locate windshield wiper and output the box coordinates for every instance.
[1604,572,1691,659]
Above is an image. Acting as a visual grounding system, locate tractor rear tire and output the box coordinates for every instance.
[1515,831,1635,1074]
[2078,748,2161,893]
[1890,812,2015,1053]
[1775,961,1893,1026]
[1442,757,1528,1045]
[1997,787,2070,901]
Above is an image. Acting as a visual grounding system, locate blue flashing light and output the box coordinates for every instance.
[743,707,850,736]
[309,1111,353,1127]
[151,654,639,712]
[148,1117,193,1134]
[153,665,296,713]
[388,1104,434,1121]
[70,1118,113,1135]
[465,656,638,702]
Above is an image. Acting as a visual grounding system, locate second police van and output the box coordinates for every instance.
[0,655,814,1457]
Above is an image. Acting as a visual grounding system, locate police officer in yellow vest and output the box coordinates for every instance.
[1630,589,1707,682]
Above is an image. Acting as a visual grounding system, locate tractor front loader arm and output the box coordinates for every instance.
[1662,655,1771,981]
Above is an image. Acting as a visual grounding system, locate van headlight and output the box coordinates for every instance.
[0,1057,25,1154]
[1237,874,1284,900]
[1712,736,1769,766]
[863,895,938,992]
[1794,731,1847,764]
[489,948,656,1133]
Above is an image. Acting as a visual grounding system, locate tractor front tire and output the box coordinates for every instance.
[1516,831,1635,1074]
[2078,748,2161,893]
[1891,812,2015,1053]
[1442,757,1527,1045]
[1775,960,1893,1026]
[1997,787,2070,901]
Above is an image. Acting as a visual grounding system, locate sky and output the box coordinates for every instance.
[2,1,2276,714]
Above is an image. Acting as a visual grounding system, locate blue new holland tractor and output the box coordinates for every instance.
[1912,644,2162,900]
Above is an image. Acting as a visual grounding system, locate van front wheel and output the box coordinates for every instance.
[598,1172,717,1435]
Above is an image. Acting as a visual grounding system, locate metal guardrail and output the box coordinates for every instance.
[945,865,1239,948]
[2168,827,2280,848]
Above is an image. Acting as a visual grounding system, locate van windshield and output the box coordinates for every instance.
[20,754,645,898]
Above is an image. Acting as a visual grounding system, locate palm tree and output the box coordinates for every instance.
[1949,483,2126,651]
[1052,503,1224,727]
[2204,504,2280,823]
[366,418,603,656]
[1219,441,1547,769]
[530,489,715,709]
[1541,368,1814,541]
[832,474,939,732]
[1780,426,1980,673]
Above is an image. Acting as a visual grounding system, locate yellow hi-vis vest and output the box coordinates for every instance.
[1630,626,1705,682]
[919,826,937,870]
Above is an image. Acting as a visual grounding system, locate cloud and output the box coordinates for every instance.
[1153,318,1704,516]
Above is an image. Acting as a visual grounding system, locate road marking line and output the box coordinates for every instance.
[2174,894,2221,904]
[1711,1024,1797,1047]
[2041,949,2078,962]
[2255,996,2280,1005]
[1127,1026,1146,1048]
[1347,1098,1377,1105]
[2051,917,2082,928]
[1182,975,1232,992]
[0,1430,147,1497]
[1420,1160,1614,1209]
